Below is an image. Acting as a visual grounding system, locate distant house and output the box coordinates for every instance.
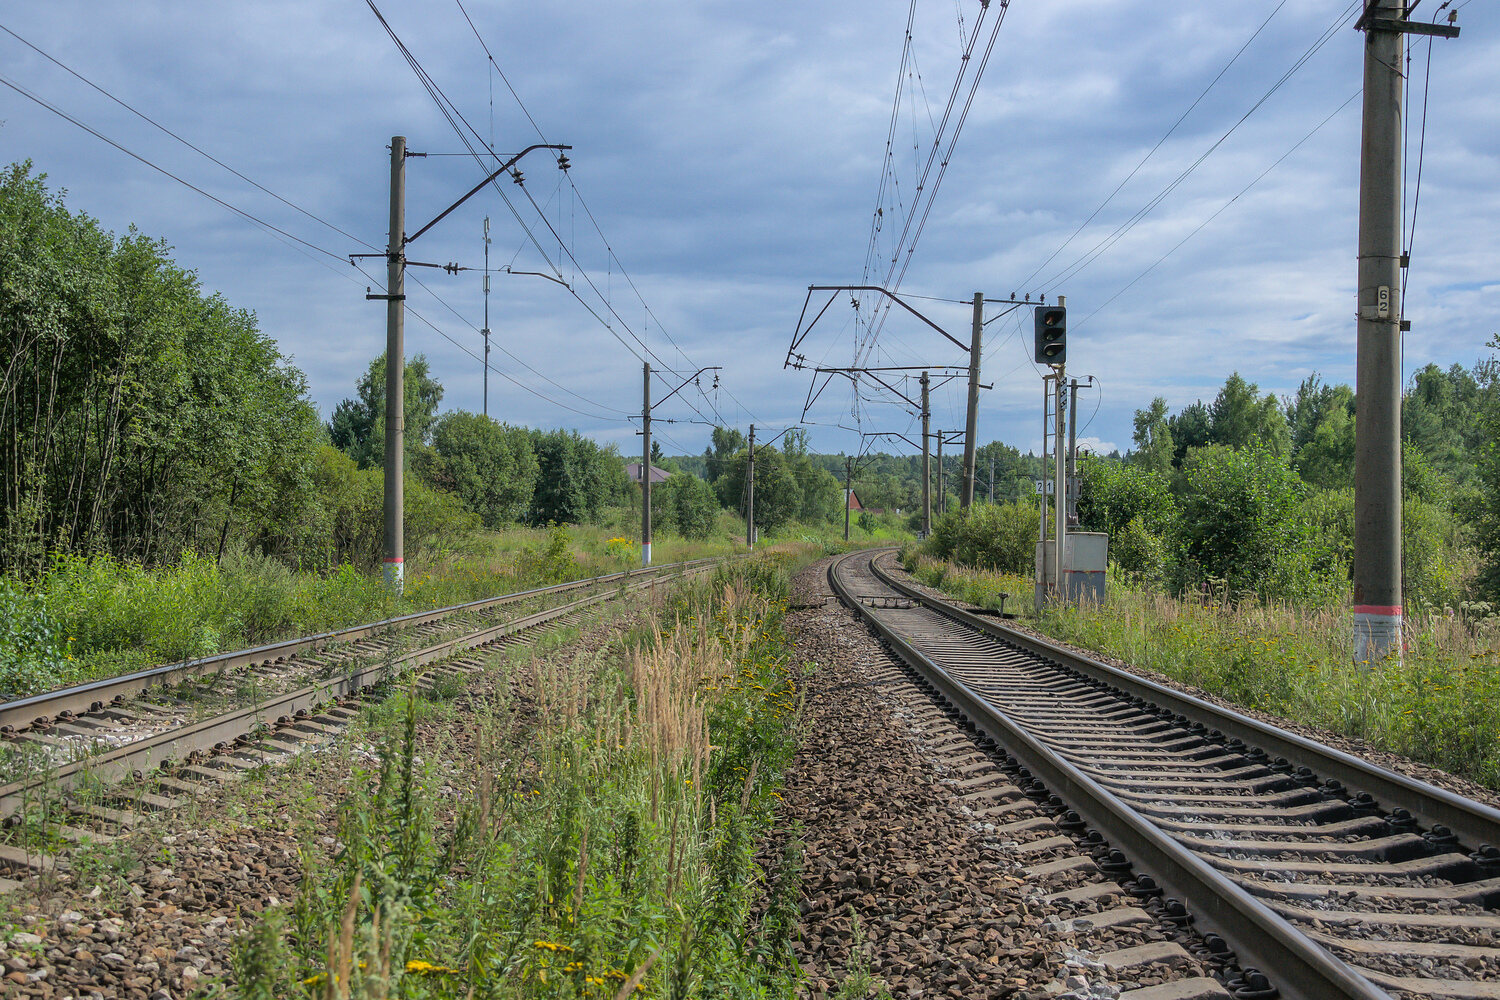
[626,462,672,485]
[845,489,864,511]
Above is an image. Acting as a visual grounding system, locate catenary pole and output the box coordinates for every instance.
[844,456,853,542]
[482,216,490,418]
[1055,362,1067,599]
[745,424,755,548]
[382,136,406,593]
[961,292,983,507]
[920,372,932,537]
[936,432,945,514]
[1352,0,1406,665]
[641,363,652,567]
[1067,377,1080,526]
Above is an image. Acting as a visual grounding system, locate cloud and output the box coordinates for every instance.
[1,0,1495,460]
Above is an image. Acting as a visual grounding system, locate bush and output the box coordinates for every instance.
[924,502,1039,574]
[1171,444,1310,600]
[654,473,719,540]
[1114,516,1167,582]
[0,577,67,699]
[1078,459,1175,536]
[431,412,537,527]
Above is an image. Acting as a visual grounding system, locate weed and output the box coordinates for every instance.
[833,911,891,1000]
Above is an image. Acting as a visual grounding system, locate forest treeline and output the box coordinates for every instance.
[0,164,924,577]
[926,361,1500,611]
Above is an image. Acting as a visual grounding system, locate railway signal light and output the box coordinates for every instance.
[1034,305,1066,365]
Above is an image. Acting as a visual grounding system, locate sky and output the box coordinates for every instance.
[2,0,1496,461]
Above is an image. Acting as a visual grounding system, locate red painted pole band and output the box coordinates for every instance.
[383,557,404,564]
[1352,604,1402,615]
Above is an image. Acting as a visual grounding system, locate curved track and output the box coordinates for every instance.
[832,548,1500,1000]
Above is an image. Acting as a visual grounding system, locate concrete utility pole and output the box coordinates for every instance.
[936,432,945,514]
[1067,377,1081,526]
[641,362,652,567]
[481,216,491,419]
[745,424,756,548]
[1352,0,1409,664]
[382,136,406,593]
[989,454,995,503]
[1039,374,1051,547]
[920,372,932,537]
[844,456,853,542]
[961,292,983,507]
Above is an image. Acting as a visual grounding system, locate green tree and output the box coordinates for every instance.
[1292,394,1356,489]
[1167,402,1212,467]
[655,472,719,539]
[1404,362,1483,483]
[1077,458,1175,537]
[1469,340,1500,598]
[715,446,802,533]
[0,162,323,572]
[702,427,746,484]
[1172,444,1307,597]
[1209,373,1289,454]
[431,412,538,527]
[528,430,629,525]
[329,353,444,469]
[1131,397,1175,474]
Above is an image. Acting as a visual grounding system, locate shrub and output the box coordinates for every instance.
[924,502,1039,575]
[0,577,67,699]
[654,473,719,540]
[1171,444,1310,600]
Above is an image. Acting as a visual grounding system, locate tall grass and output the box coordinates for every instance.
[0,524,761,700]
[904,553,1500,791]
[233,550,815,998]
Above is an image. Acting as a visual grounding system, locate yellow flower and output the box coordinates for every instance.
[405,959,460,975]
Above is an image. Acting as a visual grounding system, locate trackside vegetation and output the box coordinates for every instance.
[233,551,813,999]
[0,163,907,698]
[911,363,1500,789]
[903,554,1500,790]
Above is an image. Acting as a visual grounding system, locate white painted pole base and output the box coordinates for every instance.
[641,543,651,568]
[382,558,404,594]
[1353,606,1401,665]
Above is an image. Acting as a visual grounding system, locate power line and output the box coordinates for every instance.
[0,23,377,253]
[1073,88,1361,331]
[368,0,728,432]
[1015,0,1289,291]
[0,72,352,266]
[858,1,1013,361]
[450,0,737,422]
[404,271,632,416]
[1036,0,1361,294]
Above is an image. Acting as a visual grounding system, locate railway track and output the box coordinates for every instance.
[831,548,1500,1000]
[0,557,715,884]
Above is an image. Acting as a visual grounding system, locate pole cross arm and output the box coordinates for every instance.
[1366,16,1459,37]
[407,143,572,245]
[650,367,722,411]
[785,284,968,366]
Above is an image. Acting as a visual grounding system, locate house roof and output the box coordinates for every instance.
[626,462,672,485]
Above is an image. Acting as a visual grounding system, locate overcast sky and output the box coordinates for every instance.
[3,1,1496,459]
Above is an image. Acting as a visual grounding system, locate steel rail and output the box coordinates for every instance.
[866,553,1500,853]
[0,556,720,734]
[0,564,698,819]
[829,549,1392,1000]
